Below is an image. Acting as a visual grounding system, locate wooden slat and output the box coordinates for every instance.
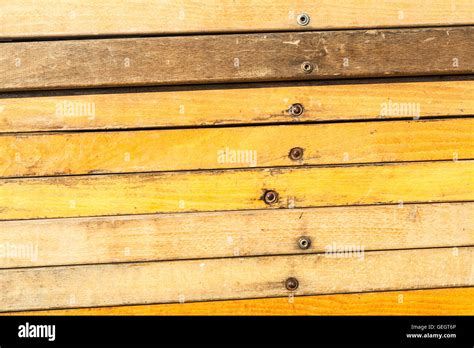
[1,79,473,133]
[1,27,473,91]
[2,119,473,178]
[7,287,474,316]
[1,161,472,220]
[0,203,472,268]
[1,0,473,39]
[0,247,471,312]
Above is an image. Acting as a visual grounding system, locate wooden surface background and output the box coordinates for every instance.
[0,0,473,315]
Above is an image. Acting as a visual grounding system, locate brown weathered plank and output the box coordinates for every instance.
[1,0,473,39]
[1,27,472,91]
[0,79,473,132]
[0,247,471,312]
[0,161,472,220]
[0,203,472,268]
[2,119,472,177]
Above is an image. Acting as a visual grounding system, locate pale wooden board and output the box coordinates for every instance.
[1,27,473,91]
[1,0,473,39]
[0,247,471,312]
[7,287,474,316]
[1,79,472,132]
[0,161,472,220]
[0,203,472,269]
[2,119,473,177]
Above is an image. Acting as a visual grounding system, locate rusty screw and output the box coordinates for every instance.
[298,236,311,250]
[285,277,299,291]
[296,13,311,26]
[289,147,304,161]
[289,103,304,117]
[301,61,314,73]
[263,190,279,205]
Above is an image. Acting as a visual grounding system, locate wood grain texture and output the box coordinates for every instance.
[0,203,472,268]
[1,79,472,132]
[7,287,474,316]
[0,161,472,220]
[1,27,473,91]
[0,247,471,312]
[1,0,473,39]
[2,119,472,177]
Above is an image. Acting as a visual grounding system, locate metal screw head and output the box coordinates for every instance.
[263,190,279,205]
[285,277,299,291]
[297,13,310,26]
[297,236,311,249]
[289,103,304,117]
[301,61,314,73]
[289,147,304,161]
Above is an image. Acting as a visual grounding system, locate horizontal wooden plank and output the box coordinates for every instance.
[1,161,472,220]
[7,287,474,316]
[2,119,473,177]
[1,79,473,132]
[0,247,471,312]
[1,0,473,39]
[1,27,473,91]
[0,202,472,268]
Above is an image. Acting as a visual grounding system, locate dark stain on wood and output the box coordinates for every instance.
[0,27,472,92]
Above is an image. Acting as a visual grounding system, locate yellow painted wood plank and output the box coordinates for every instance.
[2,119,472,178]
[7,287,473,316]
[1,0,473,39]
[0,247,471,312]
[1,202,472,268]
[1,80,472,133]
[1,161,472,220]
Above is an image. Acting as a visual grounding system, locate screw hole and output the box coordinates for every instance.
[301,61,314,73]
[289,103,304,117]
[285,277,299,291]
[263,190,279,205]
[298,236,311,250]
[297,13,310,26]
[289,147,304,161]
